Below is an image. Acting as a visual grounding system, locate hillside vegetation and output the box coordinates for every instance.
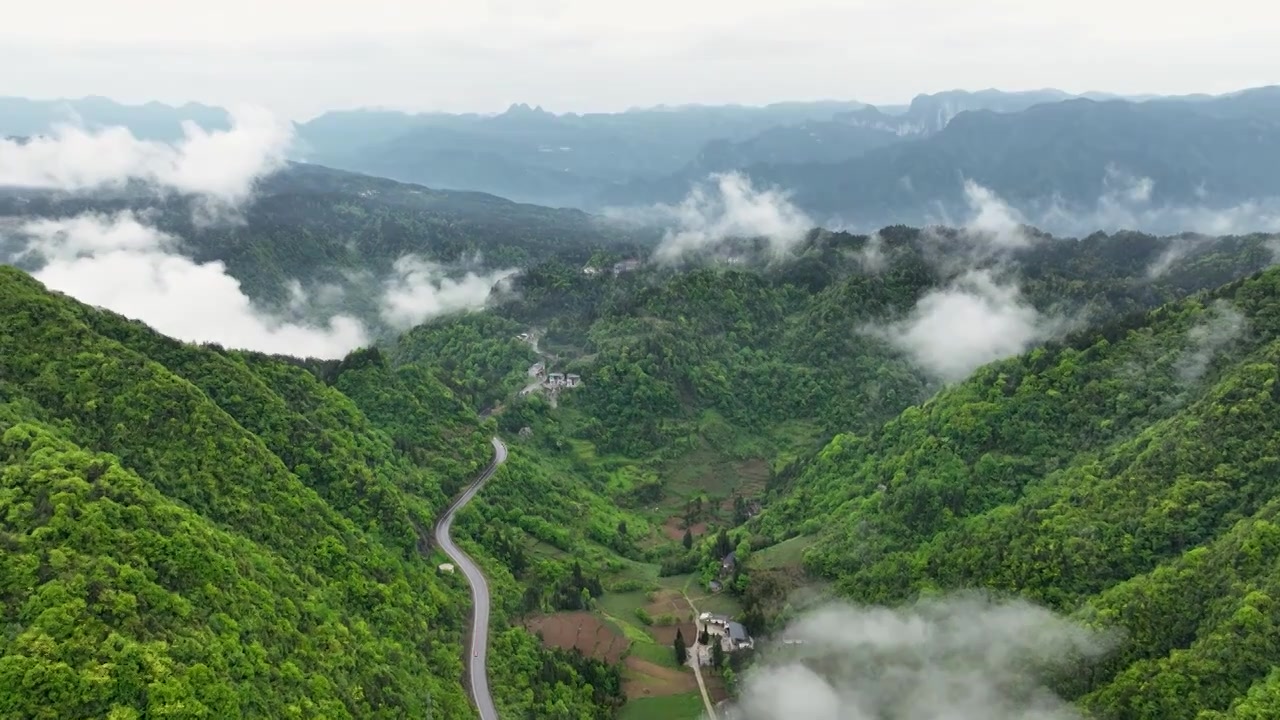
[749,266,1280,719]
[0,266,620,719]
[397,226,1280,718]
[493,227,1275,458]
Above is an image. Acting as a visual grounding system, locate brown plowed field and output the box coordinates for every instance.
[525,612,631,663]
[662,516,708,541]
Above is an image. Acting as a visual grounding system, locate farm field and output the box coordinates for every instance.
[524,612,630,663]
[617,691,706,720]
[527,579,738,715]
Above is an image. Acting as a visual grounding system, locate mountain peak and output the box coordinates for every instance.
[503,102,550,116]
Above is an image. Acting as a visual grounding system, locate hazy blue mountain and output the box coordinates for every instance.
[300,91,1116,208]
[293,100,869,206]
[598,86,1280,237]
[687,119,903,171]
[841,88,1080,136]
[595,88,1134,209]
[778,87,1280,226]
[0,96,230,141]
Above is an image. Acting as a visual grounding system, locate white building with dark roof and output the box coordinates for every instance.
[698,612,754,652]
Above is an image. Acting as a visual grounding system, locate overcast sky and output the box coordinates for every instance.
[4,0,1278,120]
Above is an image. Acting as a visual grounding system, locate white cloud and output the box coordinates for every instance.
[731,595,1112,720]
[1176,300,1247,385]
[624,172,812,263]
[0,105,291,209]
[1145,235,1215,279]
[1036,167,1280,239]
[962,179,1034,249]
[380,254,518,330]
[855,231,887,273]
[4,1,1277,121]
[17,212,368,359]
[19,211,173,260]
[873,269,1064,382]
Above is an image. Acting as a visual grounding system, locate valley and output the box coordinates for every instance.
[6,70,1280,720]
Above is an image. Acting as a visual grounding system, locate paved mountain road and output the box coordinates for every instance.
[435,436,507,720]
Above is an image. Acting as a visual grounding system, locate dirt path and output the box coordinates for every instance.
[682,591,719,720]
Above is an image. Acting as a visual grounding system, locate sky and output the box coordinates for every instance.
[3,0,1278,120]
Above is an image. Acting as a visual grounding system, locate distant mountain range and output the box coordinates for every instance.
[598,86,1280,235]
[290,100,870,207]
[4,87,1279,236]
[0,95,230,142]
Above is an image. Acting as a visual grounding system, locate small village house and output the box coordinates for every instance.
[698,612,754,652]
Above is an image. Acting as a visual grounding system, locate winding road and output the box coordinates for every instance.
[435,436,507,720]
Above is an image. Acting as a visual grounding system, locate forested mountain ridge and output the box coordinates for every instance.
[1,162,656,331]
[744,265,1280,719]
[324,222,1280,718]
[0,266,620,719]
[486,226,1278,458]
[7,195,1280,719]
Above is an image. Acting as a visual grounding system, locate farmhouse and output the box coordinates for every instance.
[698,612,754,652]
[437,563,455,574]
[528,362,546,378]
[720,551,737,576]
[542,371,584,390]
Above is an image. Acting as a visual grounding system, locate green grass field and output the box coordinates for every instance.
[618,692,706,720]
[687,592,743,618]
[750,534,817,570]
[626,638,682,669]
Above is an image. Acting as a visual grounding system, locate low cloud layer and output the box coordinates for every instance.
[1176,300,1248,385]
[380,254,517,330]
[14,212,368,358]
[1032,167,1280,238]
[0,105,291,209]
[730,595,1111,720]
[611,172,812,263]
[1,111,513,357]
[854,232,887,273]
[872,269,1064,382]
[961,179,1035,250]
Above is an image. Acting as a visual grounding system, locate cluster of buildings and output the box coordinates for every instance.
[697,612,755,654]
[520,361,582,396]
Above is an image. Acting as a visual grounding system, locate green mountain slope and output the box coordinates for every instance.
[0,162,656,330]
[0,266,618,719]
[752,267,1280,719]
[492,227,1275,459]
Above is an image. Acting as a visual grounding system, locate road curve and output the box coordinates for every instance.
[435,437,507,720]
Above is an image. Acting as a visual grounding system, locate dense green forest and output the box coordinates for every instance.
[740,266,1280,718]
[7,211,1280,719]
[388,225,1280,719]
[0,266,623,719]
[0,162,655,330]
[484,226,1277,458]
